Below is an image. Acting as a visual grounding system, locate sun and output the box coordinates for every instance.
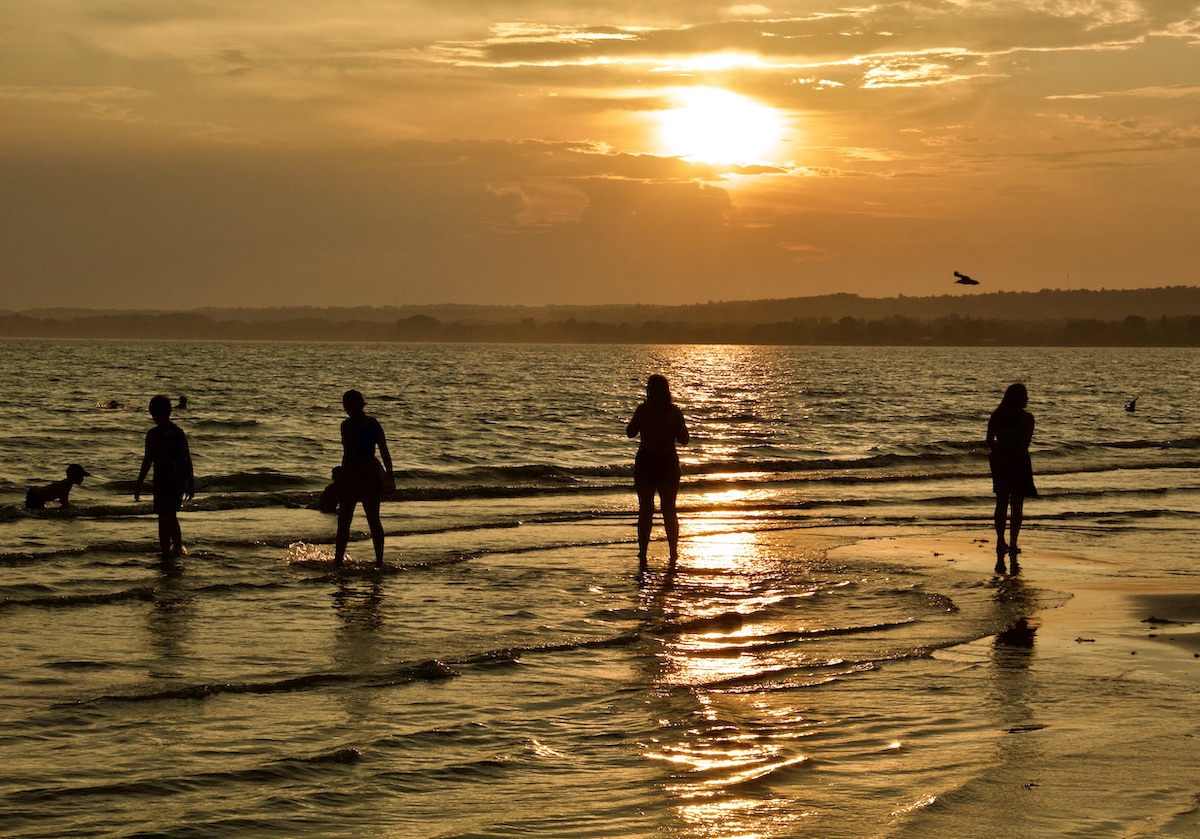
[657,87,784,165]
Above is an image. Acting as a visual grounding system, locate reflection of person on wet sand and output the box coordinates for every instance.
[135,395,195,559]
[987,382,1036,573]
[626,374,690,573]
[335,389,394,569]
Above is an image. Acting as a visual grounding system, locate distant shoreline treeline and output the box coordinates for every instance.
[3,311,1200,346]
[4,287,1200,346]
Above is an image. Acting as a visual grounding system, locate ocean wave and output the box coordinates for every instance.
[199,472,313,492]
[655,613,918,641]
[97,471,314,496]
[57,632,645,709]
[191,418,261,428]
[3,745,368,807]
[1101,435,1200,450]
[394,463,627,484]
[0,551,42,566]
[665,753,811,795]
[0,586,156,610]
[278,747,363,765]
[10,448,1192,521]
[702,659,882,693]
[1061,508,1200,523]
[0,542,173,563]
[456,631,643,665]
[60,659,460,706]
[193,580,292,595]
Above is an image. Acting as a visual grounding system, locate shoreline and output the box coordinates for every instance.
[835,527,1200,683]
[825,526,1200,836]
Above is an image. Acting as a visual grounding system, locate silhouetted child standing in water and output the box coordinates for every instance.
[335,389,394,568]
[25,463,90,509]
[627,374,690,572]
[987,382,1036,572]
[135,394,195,558]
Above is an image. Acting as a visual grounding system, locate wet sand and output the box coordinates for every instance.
[833,527,1200,838]
[847,528,1200,685]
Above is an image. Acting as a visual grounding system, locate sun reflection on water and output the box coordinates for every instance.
[641,528,819,837]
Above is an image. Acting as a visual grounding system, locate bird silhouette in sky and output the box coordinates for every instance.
[954,271,979,285]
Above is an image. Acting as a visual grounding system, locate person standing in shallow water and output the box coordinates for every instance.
[987,382,1036,572]
[627,374,690,572]
[135,395,195,558]
[335,389,394,568]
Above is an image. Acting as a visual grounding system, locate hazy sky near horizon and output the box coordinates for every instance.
[2,1,1198,310]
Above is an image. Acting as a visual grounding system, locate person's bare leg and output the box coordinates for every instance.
[169,515,185,557]
[661,481,680,567]
[993,494,1009,555]
[335,503,356,567]
[363,498,385,566]
[635,480,656,570]
[1009,495,1025,556]
[157,514,172,558]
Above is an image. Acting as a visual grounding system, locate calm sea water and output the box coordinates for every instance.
[2,340,1199,838]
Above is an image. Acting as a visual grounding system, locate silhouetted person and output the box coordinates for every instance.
[316,466,344,514]
[25,463,90,509]
[987,382,1036,571]
[135,394,195,558]
[626,374,690,572]
[335,389,394,568]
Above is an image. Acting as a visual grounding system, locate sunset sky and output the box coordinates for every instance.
[2,1,1198,310]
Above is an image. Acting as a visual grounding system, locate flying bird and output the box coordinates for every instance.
[954,271,979,285]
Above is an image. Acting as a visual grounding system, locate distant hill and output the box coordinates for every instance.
[16,286,1200,325]
[5,287,1200,346]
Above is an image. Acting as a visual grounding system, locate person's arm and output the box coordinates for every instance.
[181,432,195,501]
[50,479,73,508]
[985,414,997,452]
[675,408,690,446]
[339,420,353,466]
[134,431,153,502]
[1023,413,1035,449]
[376,420,396,493]
[626,404,644,439]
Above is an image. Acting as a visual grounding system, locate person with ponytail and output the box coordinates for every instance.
[987,382,1036,571]
[626,374,690,572]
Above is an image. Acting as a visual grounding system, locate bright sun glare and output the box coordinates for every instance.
[657,87,783,165]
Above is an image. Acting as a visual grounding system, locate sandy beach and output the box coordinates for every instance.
[838,527,1200,837]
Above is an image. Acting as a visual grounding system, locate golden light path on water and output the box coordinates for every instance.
[643,530,827,837]
[632,344,850,837]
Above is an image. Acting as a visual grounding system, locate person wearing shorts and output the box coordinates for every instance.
[134,395,195,559]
